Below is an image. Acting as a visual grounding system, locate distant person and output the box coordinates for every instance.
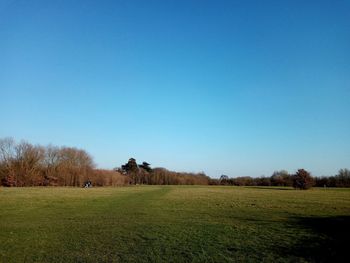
[84,181,92,188]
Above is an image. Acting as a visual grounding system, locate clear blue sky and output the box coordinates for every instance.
[1,0,349,177]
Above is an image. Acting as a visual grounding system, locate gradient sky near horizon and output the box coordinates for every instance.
[1,0,349,177]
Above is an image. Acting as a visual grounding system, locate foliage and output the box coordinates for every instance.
[0,138,95,187]
[213,169,350,189]
[292,169,314,190]
[139,162,152,173]
[271,170,291,186]
[1,137,350,188]
[314,169,350,188]
[219,174,229,185]
[118,158,209,185]
[335,169,350,187]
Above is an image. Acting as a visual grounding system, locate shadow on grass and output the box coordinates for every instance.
[284,216,350,262]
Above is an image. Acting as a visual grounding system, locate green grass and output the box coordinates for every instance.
[1,186,350,262]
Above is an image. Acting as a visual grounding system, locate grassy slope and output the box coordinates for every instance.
[0,186,350,263]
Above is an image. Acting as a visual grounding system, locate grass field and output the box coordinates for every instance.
[1,186,350,262]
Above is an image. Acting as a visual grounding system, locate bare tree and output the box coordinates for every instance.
[42,145,61,185]
[0,138,16,186]
[12,141,45,186]
[57,147,95,186]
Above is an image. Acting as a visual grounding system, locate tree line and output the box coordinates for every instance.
[0,138,127,187]
[212,169,350,189]
[0,138,208,187]
[1,137,349,188]
[116,158,209,185]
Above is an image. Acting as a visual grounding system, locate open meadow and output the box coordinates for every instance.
[1,186,350,262]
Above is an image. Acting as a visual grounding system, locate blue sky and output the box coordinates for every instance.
[1,0,349,177]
